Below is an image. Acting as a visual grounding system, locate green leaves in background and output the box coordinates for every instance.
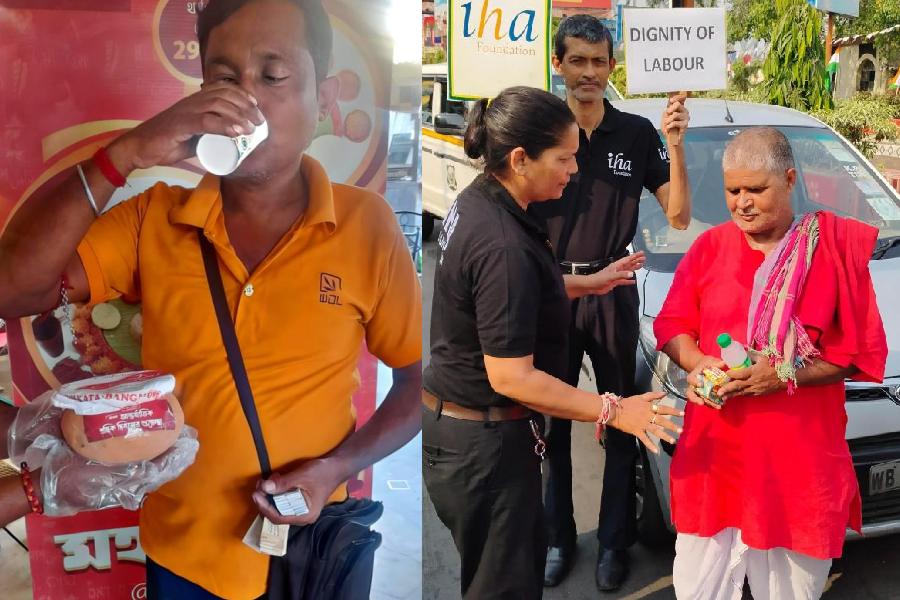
[762,0,834,111]
[812,93,900,158]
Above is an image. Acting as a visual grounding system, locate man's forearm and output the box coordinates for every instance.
[563,274,586,299]
[661,334,704,373]
[0,138,134,318]
[0,475,32,527]
[492,366,603,421]
[797,358,857,387]
[665,144,691,230]
[563,274,599,299]
[325,362,422,483]
[0,403,18,460]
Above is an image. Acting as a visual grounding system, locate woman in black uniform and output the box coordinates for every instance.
[423,86,683,599]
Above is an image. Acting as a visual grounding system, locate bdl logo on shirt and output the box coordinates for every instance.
[320,273,342,306]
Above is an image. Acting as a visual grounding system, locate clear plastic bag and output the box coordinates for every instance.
[8,389,199,517]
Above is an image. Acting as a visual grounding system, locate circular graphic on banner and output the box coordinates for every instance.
[14,135,202,389]
[152,0,205,86]
[306,17,386,187]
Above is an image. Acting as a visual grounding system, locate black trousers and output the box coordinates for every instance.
[423,406,546,600]
[542,286,640,551]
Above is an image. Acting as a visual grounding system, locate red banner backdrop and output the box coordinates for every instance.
[0,1,392,597]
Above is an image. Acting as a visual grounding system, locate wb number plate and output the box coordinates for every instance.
[869,460,900,495]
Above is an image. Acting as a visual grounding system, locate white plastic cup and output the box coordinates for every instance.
[196,119,269,176]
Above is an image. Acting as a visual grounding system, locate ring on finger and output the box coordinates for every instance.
[650,414,658,425]
[651,403,660,414]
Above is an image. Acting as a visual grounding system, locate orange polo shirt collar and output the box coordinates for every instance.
[167,155,338,234]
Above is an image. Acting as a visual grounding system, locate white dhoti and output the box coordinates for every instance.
[673,528,832,600]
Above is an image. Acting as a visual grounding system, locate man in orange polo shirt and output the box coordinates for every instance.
[0,0,422,598]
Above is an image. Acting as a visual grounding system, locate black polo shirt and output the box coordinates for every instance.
[424,175,570,409]
[531,99,670,262]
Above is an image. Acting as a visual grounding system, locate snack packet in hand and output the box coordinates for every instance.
[696,367,730,406]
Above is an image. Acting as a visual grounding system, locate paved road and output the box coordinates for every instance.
[421,234,900,600]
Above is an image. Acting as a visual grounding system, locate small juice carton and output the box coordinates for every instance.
[696,367,730,406]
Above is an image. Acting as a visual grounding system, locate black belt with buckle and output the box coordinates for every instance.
[559,255,624,275]
[559,260,605,275]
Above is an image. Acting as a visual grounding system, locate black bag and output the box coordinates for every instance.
[266,498,383,599]
[198,233,383,599]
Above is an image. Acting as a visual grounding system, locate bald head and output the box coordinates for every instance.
[722,127,796,239]
[722,127,795,175]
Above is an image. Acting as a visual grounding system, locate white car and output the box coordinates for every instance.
[625,98,900,546]
[421,63,622,239]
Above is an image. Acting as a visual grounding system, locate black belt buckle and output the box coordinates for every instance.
[560,253,629,276]
[559,260,604,275]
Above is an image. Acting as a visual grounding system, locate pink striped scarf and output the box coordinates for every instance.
[747,213,821,394]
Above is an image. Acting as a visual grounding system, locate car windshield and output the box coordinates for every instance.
[635,126,900,271]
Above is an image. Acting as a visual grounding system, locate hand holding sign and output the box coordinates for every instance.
[663,92,690,147]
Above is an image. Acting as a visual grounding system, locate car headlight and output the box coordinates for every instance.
[639,315,688,399]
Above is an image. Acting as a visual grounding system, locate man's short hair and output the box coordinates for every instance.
[554,14,614,61]
[198,0,332,84]
[722,127,795,175]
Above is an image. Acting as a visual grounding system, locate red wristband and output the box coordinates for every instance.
[20,462,44,515]
[92,146,128,188]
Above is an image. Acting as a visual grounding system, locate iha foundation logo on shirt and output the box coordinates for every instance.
[607,152,633,177]
[658,146,670,162]
[319,273,342,305]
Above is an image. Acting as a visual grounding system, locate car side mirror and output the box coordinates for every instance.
[434,113,466,136]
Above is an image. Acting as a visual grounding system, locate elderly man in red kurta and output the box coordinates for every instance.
[654,127,887,600]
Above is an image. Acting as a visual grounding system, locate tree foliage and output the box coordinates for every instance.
[726,0,780,42]
[730,59,762,92]
[834,0,900,38]
[834,0,900,61]
[811,93,900,158]
[423,48,445,65]
[762,0,834,111]
[609,64,628,95]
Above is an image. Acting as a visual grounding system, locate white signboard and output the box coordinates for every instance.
[808,0,859,17]
[624,8,727,95]
[448,0,551,100]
